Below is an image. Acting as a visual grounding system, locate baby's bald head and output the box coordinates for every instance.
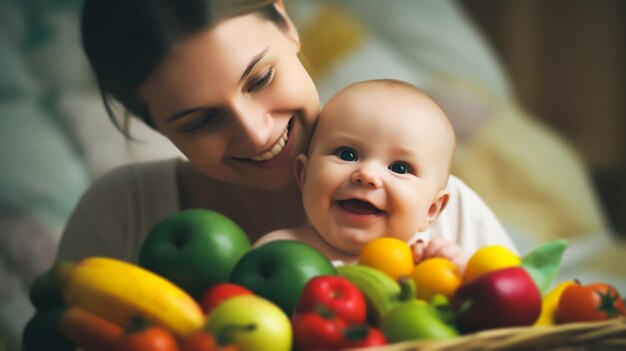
[314,79,456,188]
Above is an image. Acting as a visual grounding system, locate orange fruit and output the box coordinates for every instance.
[463,245,520,283]
[358,237,413,281]
[411,257,461,300]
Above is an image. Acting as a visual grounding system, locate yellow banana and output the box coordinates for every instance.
[54,257,205,337]
[534,280,575,326]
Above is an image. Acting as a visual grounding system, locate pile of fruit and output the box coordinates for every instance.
[22,209,626,351]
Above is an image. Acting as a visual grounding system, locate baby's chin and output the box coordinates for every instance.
[323,234,373,256]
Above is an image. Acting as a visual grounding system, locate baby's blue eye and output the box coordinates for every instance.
[389,162,409,174]
[335,147,358,161]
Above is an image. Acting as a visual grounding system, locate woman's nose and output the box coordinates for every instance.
[350,163,383,189]
[228,102,272,147]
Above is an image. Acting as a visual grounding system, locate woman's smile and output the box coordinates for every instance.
[236,117,296,168]
[250,128,288,161]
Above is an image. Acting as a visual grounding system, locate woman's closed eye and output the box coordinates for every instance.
[388,161,412,174]
[181,111,218,133]
[246,67,275,92]
[334,147,358,162]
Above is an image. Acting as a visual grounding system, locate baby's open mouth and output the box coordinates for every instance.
[338,199,384,215]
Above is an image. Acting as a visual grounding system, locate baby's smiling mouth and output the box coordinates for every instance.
[338,199,384,215]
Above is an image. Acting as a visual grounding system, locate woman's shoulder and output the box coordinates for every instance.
[56,158,182,262]
[82,157,181,219]
[95,158,180,185]
[80,158,179,200]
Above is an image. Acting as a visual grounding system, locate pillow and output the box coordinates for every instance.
[0,215,60,351]
[58,91,185,180]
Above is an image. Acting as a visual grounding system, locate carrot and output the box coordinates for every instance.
[57,306,124,351]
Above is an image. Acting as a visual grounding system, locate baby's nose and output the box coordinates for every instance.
[351,165,383,188]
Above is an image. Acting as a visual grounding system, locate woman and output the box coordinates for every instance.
[57,0,516,262]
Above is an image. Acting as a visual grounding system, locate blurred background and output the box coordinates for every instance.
[461,0,625,237]
[1,1,624,350]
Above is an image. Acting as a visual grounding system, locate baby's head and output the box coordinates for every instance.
[297,79,456,254]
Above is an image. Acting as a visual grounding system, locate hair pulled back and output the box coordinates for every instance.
[81,0,283,135]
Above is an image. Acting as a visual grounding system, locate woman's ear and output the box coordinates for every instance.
[295,154,309,190]
[419,189,450,231]
[273,0,301,51]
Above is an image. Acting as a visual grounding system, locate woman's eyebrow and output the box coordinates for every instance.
[239,47,269,83]
[167,48,270,123]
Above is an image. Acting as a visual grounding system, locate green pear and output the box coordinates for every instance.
[381,300,458,342]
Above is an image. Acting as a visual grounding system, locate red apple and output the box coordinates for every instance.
[199,283,253,315]
[451,267,541,332]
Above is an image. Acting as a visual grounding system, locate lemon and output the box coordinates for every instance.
[463,245,520,283]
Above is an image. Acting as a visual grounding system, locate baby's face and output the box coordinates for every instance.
[299,83,454,254]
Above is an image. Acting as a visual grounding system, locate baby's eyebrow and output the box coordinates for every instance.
[239,47,269,84]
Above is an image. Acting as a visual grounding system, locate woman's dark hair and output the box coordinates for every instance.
[81,0,286,136]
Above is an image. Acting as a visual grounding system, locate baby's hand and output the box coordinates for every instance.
[412,237,465,270]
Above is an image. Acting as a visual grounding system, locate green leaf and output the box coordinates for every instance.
[520,239,568,294]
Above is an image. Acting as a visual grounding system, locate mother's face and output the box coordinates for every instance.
[140,10,319,191]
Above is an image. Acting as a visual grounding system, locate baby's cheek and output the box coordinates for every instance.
[390,207,424,241]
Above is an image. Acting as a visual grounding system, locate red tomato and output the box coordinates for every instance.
[116,325,179,351]
[180,330,237,351]
[292,311,348,351]
[295,275,367,325]
[199,283,253,315]
[556,282,626,323]
[342,325,387,349]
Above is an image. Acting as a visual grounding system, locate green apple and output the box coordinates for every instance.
[381,300,459,342]
[139,209,251,299]
[207,295,291,351]
[22,306,74,351]
[29,269,64,312]
[229,240,336,315]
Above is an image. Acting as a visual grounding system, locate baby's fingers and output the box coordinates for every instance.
[438,243,462,261]
[423,237,448,258]
[411,239,425,264]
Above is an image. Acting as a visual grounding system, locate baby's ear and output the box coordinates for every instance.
[420,189,450,231]
[295,154,309,190]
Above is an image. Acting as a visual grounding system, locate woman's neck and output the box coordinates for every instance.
[177,161,307,243]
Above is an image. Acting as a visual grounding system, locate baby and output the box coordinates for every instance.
[256,79,463,266]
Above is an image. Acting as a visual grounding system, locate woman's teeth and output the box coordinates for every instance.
[250,129,289,162]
